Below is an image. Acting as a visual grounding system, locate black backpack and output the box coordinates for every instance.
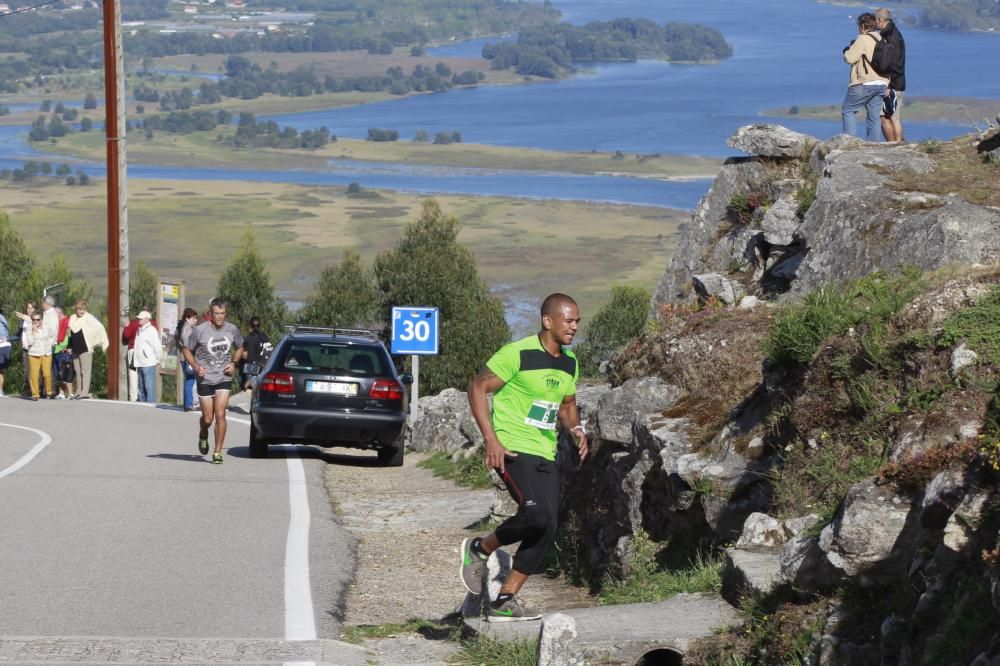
[863,33,895,78]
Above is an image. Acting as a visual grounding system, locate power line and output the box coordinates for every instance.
[0,0,67,19]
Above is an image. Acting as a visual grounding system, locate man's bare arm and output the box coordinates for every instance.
[559,394,589,462]
[468,367,510,473]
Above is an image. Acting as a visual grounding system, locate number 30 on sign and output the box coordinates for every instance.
[391,307,440,355]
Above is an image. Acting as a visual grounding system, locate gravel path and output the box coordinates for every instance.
[325,450,594,663]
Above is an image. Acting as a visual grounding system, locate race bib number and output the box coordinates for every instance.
[524,400,559,430]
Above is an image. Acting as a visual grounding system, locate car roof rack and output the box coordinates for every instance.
[283,325,381,341]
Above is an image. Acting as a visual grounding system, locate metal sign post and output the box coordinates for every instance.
[390,307,440,421]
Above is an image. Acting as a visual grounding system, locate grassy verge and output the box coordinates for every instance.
[448,635,538,666]
[761,95,1000,124]
[416,451,492,489]
[598,529,723,605]
[340,617,456,644]
[0,178,684,334]
[340,614,537,666]
[33,130,720,179]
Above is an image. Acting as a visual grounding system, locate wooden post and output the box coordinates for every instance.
[103,0,129,399]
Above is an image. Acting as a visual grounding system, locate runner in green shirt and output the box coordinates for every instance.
[460,293,589,622]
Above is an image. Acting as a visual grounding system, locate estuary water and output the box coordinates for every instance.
[1,0,998,209]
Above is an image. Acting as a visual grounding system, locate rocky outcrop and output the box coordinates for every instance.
[653,124,1000,311]
[409,126,1000,665]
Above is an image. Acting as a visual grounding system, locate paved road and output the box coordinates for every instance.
[0,397,364,664]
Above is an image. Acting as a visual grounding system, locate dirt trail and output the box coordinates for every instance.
[325,451,594,662]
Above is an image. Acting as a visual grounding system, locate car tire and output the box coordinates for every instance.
[249,420,269,459]
[377,442,404,467]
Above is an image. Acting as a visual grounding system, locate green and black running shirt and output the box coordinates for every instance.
[486,334,579,461]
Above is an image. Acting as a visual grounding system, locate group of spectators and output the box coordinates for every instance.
[0,298,270,405]
[841,7,907,142]
[0,297,109,401]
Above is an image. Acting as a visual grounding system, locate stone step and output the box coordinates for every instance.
[464,593,740,665]
[0,636,370,664]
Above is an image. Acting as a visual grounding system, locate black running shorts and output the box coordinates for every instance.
[197,380,232,397]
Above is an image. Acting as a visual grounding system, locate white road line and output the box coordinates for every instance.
[280,446,318,641]
[0,423,53,479]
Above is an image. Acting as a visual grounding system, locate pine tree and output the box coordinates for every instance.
[216,230,288,340]
[297,250,381,329]
[373,199,509,394]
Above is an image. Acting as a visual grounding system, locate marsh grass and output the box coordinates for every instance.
[1,179,684,326]
[39,130,721,179]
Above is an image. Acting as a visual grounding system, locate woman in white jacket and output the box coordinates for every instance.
[21,312,54,401]
[68,300,110,399]
[133,311,162,403]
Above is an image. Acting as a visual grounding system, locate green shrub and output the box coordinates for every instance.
[795,178,817,220]
[940,284,1000,367]
[598,529,723,605]
[575,284,650,376]
[763,269,926,366]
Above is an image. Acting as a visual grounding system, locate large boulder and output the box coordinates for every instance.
[692,273,745,306]
[728,123,816,158]
[406,388,471,453]
[759,193,801,246]
[820,479,915,585]
[789,144,1000,297]
[596,377,680,445]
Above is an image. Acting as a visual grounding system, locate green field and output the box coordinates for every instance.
[0,179,685,331]
[32,131,720,179]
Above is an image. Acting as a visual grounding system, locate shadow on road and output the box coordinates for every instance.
[147,453,212,463]
[227,445,383,468]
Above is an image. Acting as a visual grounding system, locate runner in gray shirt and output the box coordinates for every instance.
[181,298,244,464]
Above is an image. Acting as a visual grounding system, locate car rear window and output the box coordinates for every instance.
[280,342,388,378]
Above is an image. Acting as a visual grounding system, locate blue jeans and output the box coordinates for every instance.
[137,365,156,403]
[182,361,197,408]
[842,84,886,141]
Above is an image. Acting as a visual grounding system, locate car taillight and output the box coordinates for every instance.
[261,372,295,394]
[369,379,403,400]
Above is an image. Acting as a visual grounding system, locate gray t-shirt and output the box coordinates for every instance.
[183,321,243,385]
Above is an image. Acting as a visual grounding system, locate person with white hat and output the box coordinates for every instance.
[133,310,162,403]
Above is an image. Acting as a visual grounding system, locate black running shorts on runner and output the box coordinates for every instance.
[197,380,232,397]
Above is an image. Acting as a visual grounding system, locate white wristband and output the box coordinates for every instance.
[571,425,585,434]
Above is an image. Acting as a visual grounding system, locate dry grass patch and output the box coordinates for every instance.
[611,306,774,447]
[886,133,1000,208]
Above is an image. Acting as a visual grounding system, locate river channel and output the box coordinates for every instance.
[2,0,998,209]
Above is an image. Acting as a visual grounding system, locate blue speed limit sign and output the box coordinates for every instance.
[391,307,439,355]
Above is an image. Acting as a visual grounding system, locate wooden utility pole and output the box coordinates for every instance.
[102,0,129,399]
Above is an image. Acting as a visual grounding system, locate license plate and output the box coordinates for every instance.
[305,381,357,395]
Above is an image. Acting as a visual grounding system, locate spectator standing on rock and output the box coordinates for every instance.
[133,310,162,403]
[181,298,243,464]
[68,300,110,399]
[461,293,589,622]
[876,7,906,142]
[841,12,889,141]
